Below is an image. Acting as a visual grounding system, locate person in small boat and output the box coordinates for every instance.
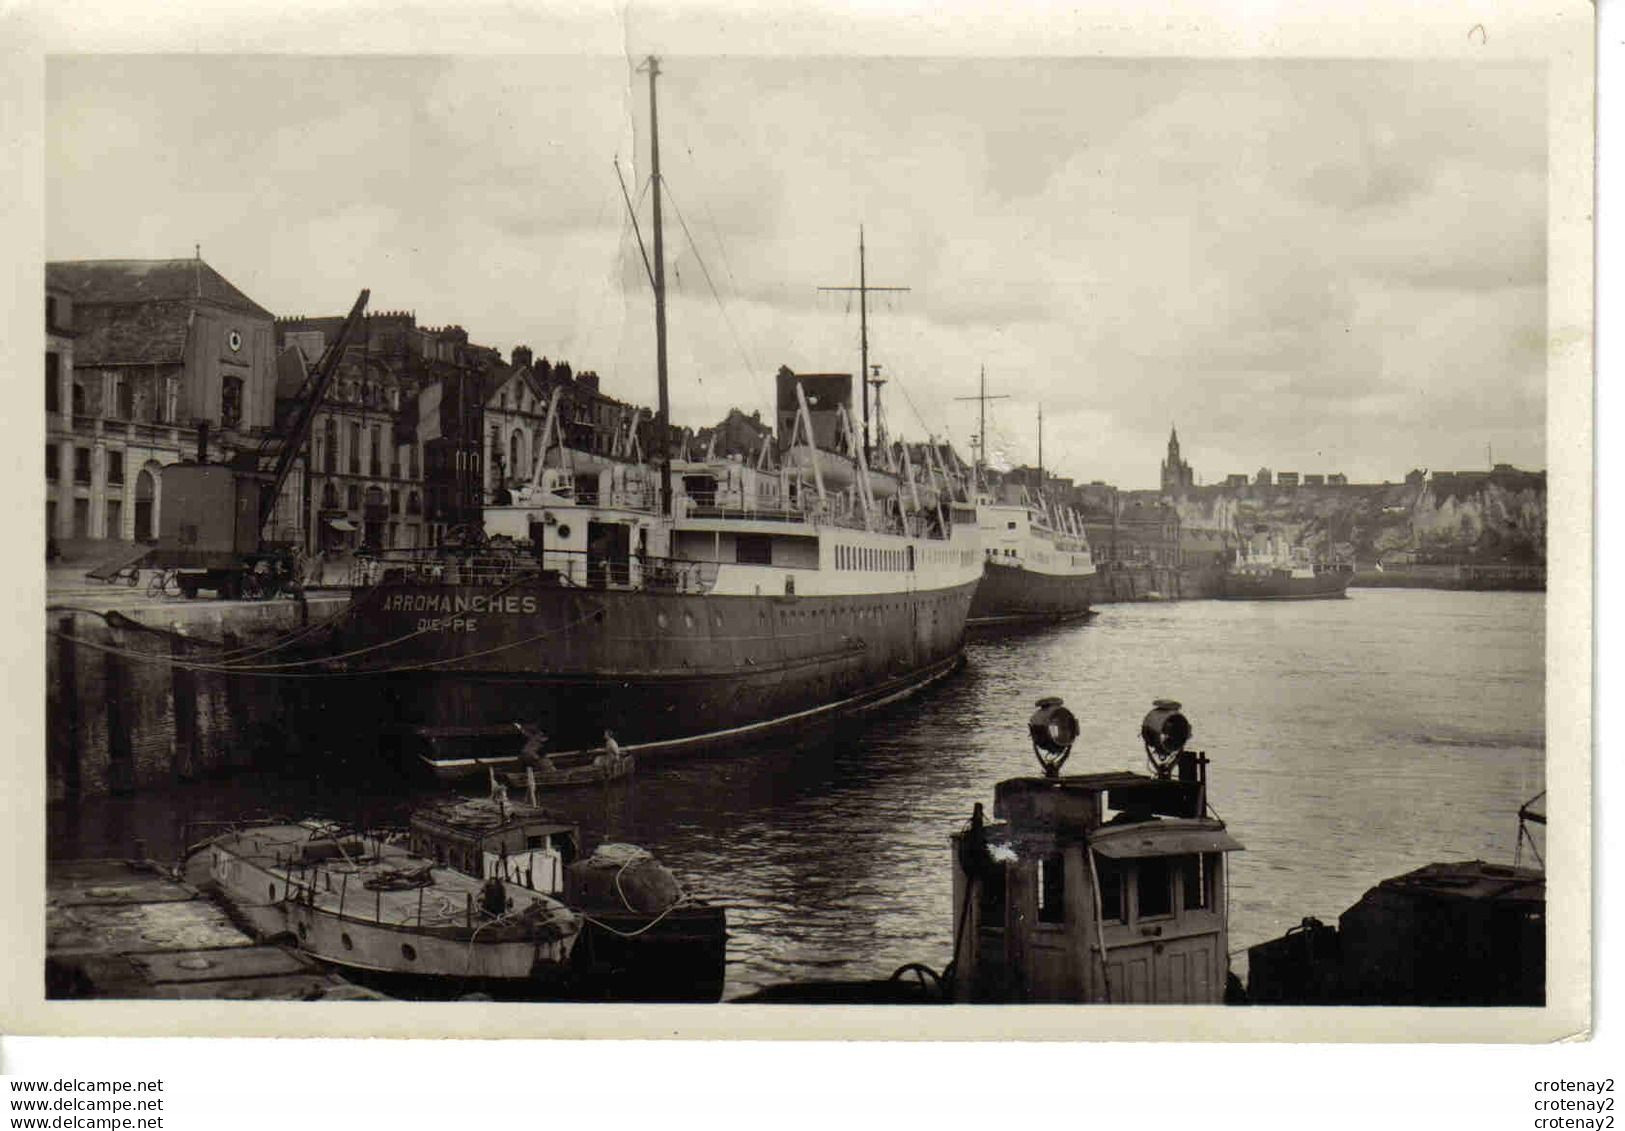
[514,723,556,772]
[594,730,625,770]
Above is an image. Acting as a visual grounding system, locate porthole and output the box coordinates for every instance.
[341,933,354,950]
[401,943,418,962]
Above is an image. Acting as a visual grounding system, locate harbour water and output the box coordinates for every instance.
[47,588,1545,1000]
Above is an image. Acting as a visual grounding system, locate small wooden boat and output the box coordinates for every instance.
[501,728,634,793]
[412,786,728,1002]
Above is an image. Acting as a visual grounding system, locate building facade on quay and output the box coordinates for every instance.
[45,258,299,548]
[482,346,684,502]
[276,311,501,552]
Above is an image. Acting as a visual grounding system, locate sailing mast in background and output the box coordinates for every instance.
[820,231,909,463]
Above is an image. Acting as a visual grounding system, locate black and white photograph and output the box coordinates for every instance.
[2,0,1603,1118]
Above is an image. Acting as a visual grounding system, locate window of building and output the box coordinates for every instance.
[1136,856,1174,919]
[46,445,58,482]
[72,381,86,417]
[349,423,361,473]
[46,353,60,413]
[106,450,124,485]
[346,485,361,511]
[220,375,243,428]
[72,498,89,537]
[105,499,122,540]
[321,481,339,510]
[46,295,58,329]
[409,443,419,479]
[1037,854,1066,924]
[323,418,337,474]
[370,426,382,476]
[73,447,91,485]
[390,489,400,515]
[115,377,133,420]
[406,491,421,515]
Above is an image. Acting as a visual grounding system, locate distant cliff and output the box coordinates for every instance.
[1172,467,1546,565]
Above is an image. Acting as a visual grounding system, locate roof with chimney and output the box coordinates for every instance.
[47,258,274,320]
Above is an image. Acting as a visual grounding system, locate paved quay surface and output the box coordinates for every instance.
[47,858,384,1001]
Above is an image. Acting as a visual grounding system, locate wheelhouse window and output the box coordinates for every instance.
[1095,856,1125,922]
[1181,853,1218,912]
[1137,856,1174,919]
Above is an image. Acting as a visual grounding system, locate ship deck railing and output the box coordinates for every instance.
[347,546,720,594]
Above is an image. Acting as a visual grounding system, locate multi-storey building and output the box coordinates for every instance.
[45,258,298,548]
[482,346,679,502]
[277,311,503,552]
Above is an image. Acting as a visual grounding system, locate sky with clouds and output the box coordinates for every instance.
[46,55,1546,488]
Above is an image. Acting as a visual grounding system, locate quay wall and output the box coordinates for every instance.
[46,596,351,800]
[1089,566,1223,604]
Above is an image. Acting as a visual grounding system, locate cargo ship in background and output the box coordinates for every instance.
[1215,535,1350,601]
[329,59,984,777]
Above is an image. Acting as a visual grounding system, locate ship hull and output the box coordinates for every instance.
[335,578,978,776]
[1214,572,1351,601]
[967,559,1095,626]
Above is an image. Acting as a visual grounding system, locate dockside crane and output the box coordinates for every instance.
[153,289,371,599]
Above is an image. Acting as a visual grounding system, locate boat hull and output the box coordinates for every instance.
[1214,572,1351,601]
[569,905,729,1002]
[968,559,1095,626]
[199,832,579,990]
[335,578,979,776]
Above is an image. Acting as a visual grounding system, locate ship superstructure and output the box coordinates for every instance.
[328,59,982,776]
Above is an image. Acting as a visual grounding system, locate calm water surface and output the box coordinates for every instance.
[49,589,1545,999]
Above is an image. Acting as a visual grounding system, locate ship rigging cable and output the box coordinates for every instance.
[46,600,611,679]
[660,178,761,380]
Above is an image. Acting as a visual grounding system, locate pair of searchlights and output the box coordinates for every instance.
[1027,696,1192,780]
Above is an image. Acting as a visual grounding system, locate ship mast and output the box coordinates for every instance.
[819,231,909,463]
[642,55,673,517]
[953,364,1008,487]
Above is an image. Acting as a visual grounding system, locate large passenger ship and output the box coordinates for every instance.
[967,487,1097,626]
[329,59,983,777]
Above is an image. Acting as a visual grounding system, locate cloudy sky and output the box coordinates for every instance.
[46,55,1546,488]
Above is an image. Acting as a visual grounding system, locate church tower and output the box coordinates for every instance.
[1161,426,1195,496]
